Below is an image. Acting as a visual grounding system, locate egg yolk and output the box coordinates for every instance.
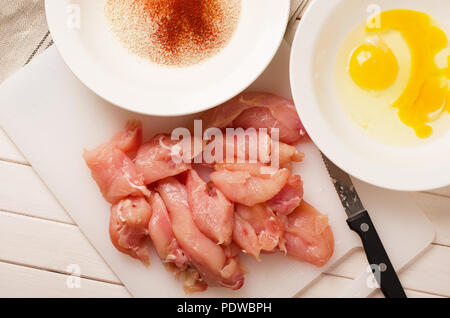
[349,43,399,90]
[349,9,449,138]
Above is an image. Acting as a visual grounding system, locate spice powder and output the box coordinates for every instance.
[105,0,241,66]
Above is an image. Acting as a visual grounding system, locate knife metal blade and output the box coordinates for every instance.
[321,154,365,218]
[320,152,407,298]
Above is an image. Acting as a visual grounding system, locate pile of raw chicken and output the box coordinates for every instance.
[84,92,334,293]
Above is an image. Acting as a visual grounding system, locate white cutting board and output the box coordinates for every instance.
[0,41,434,297]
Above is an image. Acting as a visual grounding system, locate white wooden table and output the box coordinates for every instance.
[0,0,449,298]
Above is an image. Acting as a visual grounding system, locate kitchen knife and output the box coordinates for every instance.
[321,154,407,298]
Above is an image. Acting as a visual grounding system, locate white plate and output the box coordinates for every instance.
[45,0,290,116]
[290,0,450,191]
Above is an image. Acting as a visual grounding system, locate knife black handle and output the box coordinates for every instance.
[347,211,407,298]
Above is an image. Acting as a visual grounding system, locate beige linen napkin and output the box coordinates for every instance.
[0,0,51,83]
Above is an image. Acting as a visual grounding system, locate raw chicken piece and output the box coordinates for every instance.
[148,193,188,269]
[222,242,242,259]
[186,170,234,244]
[182,267,208,294]
[110,120,143,156]
[109,197,152,266]
[233,214,261,259]
[148,193,207,294]
[157,177,244,290]
[207,129,302,165]
[202,92,306,145]
[148,193,207,293]
[207,129,271,164]
[210,167,290,206]
[220,258,245,290]
[282,201,334,267]
[267,175,304,215]
[278,143,304,169]
[84,121,150,204]
[134,134,191,185]
[214,162,269,177]
[233,204,284,260]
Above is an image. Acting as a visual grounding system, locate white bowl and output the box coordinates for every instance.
[45,0,290,116]
[290,0,450,191]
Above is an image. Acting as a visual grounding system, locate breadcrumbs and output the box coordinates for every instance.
[105,0,241,66]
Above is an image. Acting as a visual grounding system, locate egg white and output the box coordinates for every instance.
[335,22,450,147]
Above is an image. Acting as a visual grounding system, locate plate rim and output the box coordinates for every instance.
[45,0,291,117]
[289,0,450,191]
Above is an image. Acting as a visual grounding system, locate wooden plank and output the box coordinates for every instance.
[0,208,449,297]
[411,192,450,246]
[298,274,443,298]
[0,259,440,298]
[326,245,450,297]
[0,262,129,298]
[0,128,27,165]
[290,0,306,20]
[291,0,309,20]
[285,19,300,45]
[0,210,119,284]
[400,244,450,297]
[425,187,450,199]
[297,274,353,298]
[0,161,73,223]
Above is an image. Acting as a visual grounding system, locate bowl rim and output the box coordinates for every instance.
[289,0,450,191]
[45,0,291,117]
